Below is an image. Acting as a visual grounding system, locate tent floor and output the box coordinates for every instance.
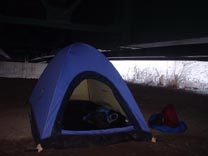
[0,78,208,156]
[62,100,128,131]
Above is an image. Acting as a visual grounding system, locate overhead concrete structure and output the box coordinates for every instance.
[0,0,208,61]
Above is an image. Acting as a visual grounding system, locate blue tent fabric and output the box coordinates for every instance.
[29,43,151,147]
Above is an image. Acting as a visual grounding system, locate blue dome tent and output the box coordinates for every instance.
[29,43,152,148]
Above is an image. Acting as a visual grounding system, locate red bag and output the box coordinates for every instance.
[162,104,179,128]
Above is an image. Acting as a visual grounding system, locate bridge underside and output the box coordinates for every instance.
[0,0,208,62]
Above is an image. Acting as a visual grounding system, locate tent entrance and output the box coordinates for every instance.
[61,79,130,131]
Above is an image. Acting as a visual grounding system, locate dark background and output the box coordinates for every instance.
[1,0,208,62]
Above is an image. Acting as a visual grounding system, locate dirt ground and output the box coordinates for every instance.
[0,77,208,156]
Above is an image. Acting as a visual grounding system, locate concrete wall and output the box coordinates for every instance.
[0,61,47,79]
